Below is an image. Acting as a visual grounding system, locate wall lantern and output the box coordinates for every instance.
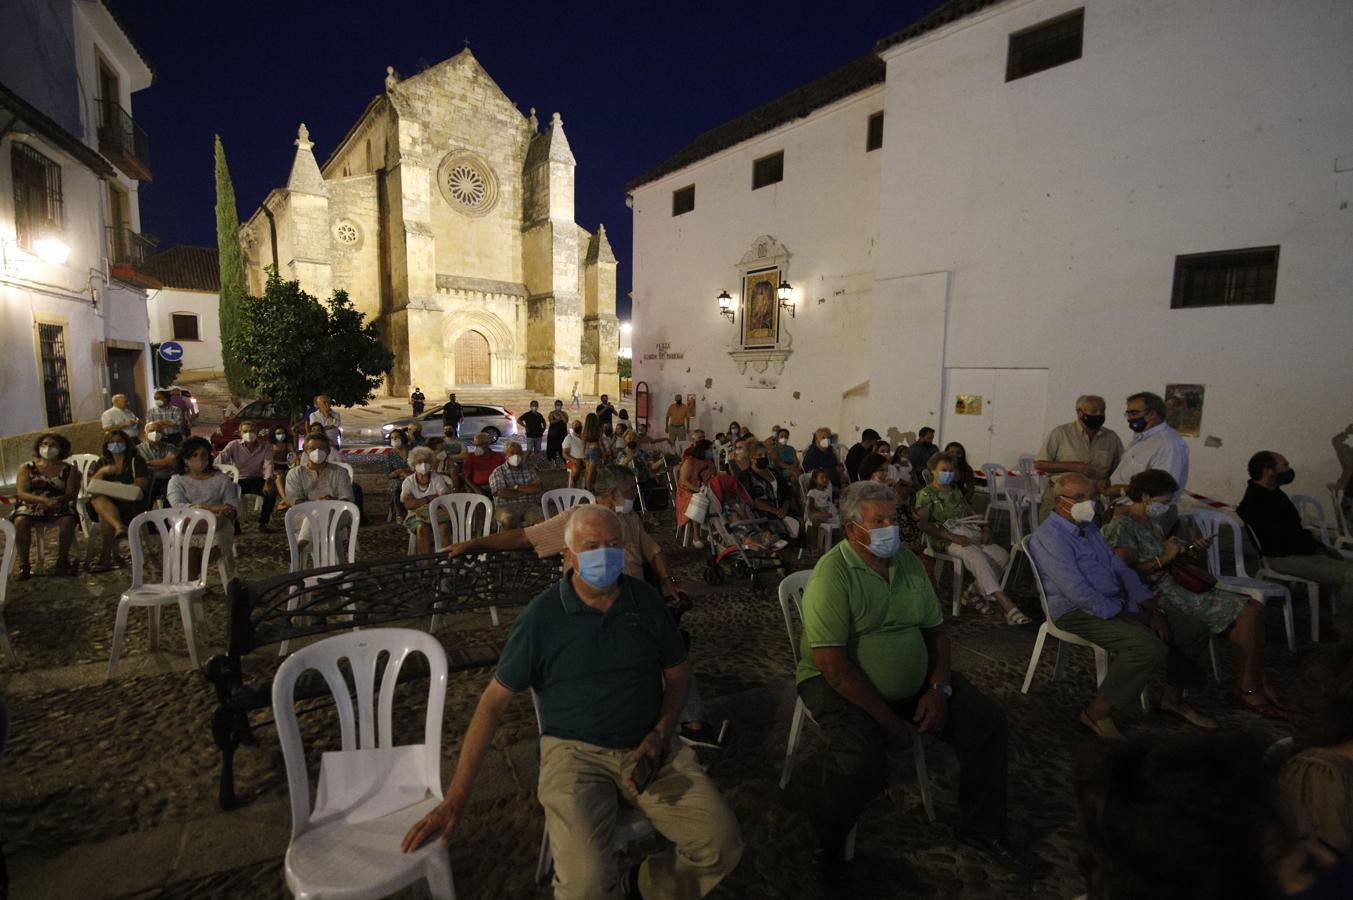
[717,289,734,321]
[777,279,795,318]
[34,233,71,265]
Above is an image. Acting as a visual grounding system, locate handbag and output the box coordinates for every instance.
[86,479,143,502]
[685,488,710,524]
[942,515,985,541]
[1169,559,1217,593]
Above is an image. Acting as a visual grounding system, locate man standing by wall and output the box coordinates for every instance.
[1035,395,1124,520]
[666,394,691,441]
[1104,391,1188,499]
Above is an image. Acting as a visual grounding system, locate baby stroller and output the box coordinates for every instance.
[698,473,791,589]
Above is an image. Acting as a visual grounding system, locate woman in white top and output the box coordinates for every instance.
[401,446,452,553]
[309,394,342,448]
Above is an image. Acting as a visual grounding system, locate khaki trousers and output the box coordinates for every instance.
[537,735,742,900]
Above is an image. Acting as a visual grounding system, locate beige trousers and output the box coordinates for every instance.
[537,735,742,900]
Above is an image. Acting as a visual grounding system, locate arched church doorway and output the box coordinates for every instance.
[454,330,491,384]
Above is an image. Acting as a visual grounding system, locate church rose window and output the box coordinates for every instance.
[335,221,360,245]
[436,150,499,216]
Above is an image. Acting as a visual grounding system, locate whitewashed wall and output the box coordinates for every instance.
[146,288,223,374]
[873,0,1353,502]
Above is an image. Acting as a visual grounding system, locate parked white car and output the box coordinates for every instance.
[381,402,517,443]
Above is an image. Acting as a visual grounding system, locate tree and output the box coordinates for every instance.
[617,357,632,380]
[230,274,394,424]
[215,135,248,393]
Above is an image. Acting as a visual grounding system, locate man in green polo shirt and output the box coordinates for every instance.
[402,504,742,899]
[796,482,1043,886]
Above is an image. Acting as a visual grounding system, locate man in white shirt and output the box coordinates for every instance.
[100,394,140,440]
[308,394,343,448]
[1103,391,1189,500]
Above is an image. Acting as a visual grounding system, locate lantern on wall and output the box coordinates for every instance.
[717,289,734,322]
[777,279,795,318]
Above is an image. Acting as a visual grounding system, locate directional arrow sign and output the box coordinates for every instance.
[158,341,184,362]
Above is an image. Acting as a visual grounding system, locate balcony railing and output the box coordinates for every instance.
[106,225,156,268]
[96,98,151,181]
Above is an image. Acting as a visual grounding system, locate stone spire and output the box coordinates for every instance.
[287,123,327,195]
[546,111,575,164]
[586,223,617,265]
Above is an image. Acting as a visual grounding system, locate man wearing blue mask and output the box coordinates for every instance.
[404,503,742,898]
[1104,391,1189,501]
[795,481,1041,887]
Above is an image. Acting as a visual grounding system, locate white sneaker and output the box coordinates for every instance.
[691,539,705,548]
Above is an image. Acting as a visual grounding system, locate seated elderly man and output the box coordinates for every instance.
[460,431,505,494]
[284,432,355,542]
[487,439,544,529]
[1029,474,1215,739]
[1239,450,1353,629]
[403,503,743,898]
[797,481,1042,885]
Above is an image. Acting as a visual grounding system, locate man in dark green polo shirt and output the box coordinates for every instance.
[402,504,741,899]
[797,482,1043,886]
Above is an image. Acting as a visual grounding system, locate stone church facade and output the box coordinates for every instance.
[241,50,619,398]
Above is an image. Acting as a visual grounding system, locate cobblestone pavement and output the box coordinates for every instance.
[1,467,1304,899]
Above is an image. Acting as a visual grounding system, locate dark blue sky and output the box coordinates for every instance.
[116,0,943,319]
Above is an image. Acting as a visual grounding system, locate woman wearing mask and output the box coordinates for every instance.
[772,429,802,478]
[167,436,241,573]
[943,441,978,501]
[87,429,150,572]
[10,433,82,578]
[266,426,295,520]
[801,427,843,491]
[401,445,452,553]
[915,452,1031,625]
[384,428,414,523]
[546,399,569,461]
[677,438,716,548]
[1104,468,1277,717]
[743,445,801,543]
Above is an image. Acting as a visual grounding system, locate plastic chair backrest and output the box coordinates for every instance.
[1020,536,1056,621]
[542,488,594,519]
[797,472,812,500]
[271,628,447,841]
[1005,487,1030,544]
[127,507,217,590]
[1290,494,1332,545]
[333,460,356,483]
[980,464,1008,500]
[1189,508,1250,578]
[1329,484,1350,540]
[217,463,241,483]
[777,570,814,664]
[428,493,493,550]
[67,453,101,491]
[285,500,360,571]
[1017,454,1037,476]
[0,518,15,609]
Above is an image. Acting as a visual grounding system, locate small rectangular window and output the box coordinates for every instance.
[1171,246,1279,309]
[672,185,695,216]
[866,112,884,152]
[171,313,200,341]
[37,322,73,426]
[11,144,64,252]
[1006,8,1084,82]
[752,152,783,190]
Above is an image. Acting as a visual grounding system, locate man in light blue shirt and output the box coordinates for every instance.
[1105,391,1189,499]
[1029,474,1213,740]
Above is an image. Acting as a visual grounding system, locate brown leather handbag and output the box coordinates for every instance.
[1169,559,1218,593]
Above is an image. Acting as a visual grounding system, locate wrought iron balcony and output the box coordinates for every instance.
[96,98,151,181]
[106,225,156,268]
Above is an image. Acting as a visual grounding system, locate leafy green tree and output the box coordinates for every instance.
[617,357,632,380]
[215,135,248,393]
[231,274,394,424]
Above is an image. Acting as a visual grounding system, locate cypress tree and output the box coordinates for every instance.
[215,135,248,393]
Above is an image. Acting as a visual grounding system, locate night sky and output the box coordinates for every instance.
[114,0,944,320]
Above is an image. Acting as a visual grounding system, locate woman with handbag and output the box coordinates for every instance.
[87,429,150,572]
[1104,468,1280,718]
[915,451,1032,625]
[677,438,716,548]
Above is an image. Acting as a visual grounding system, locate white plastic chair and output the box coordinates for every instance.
[924,546,966,618]
[1190,509,1296,653]
[998,487,1039,591]
[1292,494,1353,559]
[425,493,498,629]
[1328,483,1353,551]
[979,463,1019,540]
[531,690,654,884]
[106,508,216,679]
[0,519,18,665]
[217,462,263,516]
[798,472,840,555]
[272,628,455,899]
[541,488,594,519]
[279,500,361,656]
[1021,536,1113,695]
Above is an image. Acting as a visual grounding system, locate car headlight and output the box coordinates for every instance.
[382,424,393,432]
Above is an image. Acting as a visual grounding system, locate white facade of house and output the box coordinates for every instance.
[630,0,1353,504]
[146,287,223,375]
[0,0,155,448]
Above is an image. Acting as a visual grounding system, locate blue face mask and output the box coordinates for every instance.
[107,442,126,454]
[575,547,625,590]
[937,470,957,486]
[856,524,901,559]
[1145,501,1170,518]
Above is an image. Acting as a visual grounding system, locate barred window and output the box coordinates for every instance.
[1007,9,1084,82]
[12,144,64,252]
[672,185,695,216]
[752,152,783,190]
[1171,247,1279,309]
[37,322,73,426]
[866,111,884,152]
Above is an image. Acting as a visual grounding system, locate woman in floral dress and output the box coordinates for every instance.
[10,432,82,578]
[1104,468,1281,718]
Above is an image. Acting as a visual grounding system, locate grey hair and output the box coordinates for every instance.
[838,481,895,526]
[1127,391,1167,418]
[593,464,635,499]
[408,445,435,466]
[1075,394,1105,409]
[563,503,621,550]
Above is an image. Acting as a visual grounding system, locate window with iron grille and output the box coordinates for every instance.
[1006,8,1084,82]
[37,322,73,426]
[866,111,884,152]
[171,313,200,341]
[12,144,64,252]
[752,152,783,190]
[672,185,695,216]
[1171,246,1279,309]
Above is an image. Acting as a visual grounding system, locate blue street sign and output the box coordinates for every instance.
[158,341,184,362]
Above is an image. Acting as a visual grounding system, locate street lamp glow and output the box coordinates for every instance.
[33,235,71,265]
[620,322,632,334]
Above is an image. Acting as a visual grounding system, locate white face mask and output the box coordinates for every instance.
[507,454,521,467]
[615,497,635,514]
[778,436,789,445]
[40,445,61,460]
[146,431,162,444]
[1069,499,1097,523]
[415,462,430,475]
[818,439,831,450]
[473,446,485,455]
[274,431,286,440]
[241,431,256,443]
[308,448,328,464]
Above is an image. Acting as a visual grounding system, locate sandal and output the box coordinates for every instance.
[962,586,991,614]
[1004,605,1032,626]
[1231,687,1286,721]
[1079,711,1125,740]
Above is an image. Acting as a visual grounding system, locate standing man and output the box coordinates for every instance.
[309,394,343,449]
[596,393,617,429]
[101,394,140,441]
[796,481,1041,885]
[546,399,569,461]
[443,392,464,438]
[519,400,547,459]
[665,394,691,441]
[1104,391,1188,500]
[147,389,186,446]
[1035,395,1125,520]
[410,386,426,416]
[907,427,939,473]
[570,381,580,409]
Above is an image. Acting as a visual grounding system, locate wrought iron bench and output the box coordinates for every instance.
[204,548,561,809]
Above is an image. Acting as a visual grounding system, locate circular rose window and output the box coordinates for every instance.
[437,150,499,216]
[334,221,360,245]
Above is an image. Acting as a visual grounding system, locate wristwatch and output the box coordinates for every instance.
[665,576,680,586]
[930,682,952,697]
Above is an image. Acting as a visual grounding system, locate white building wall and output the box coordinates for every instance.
[874,0,1353,502]
[146,288,223,375]
[631,86,885,442]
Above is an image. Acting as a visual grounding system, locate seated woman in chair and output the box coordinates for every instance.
[166,436,240,577]
[87,429,150,572]
[9,432,82,579]
[384,428,414,523]
[915,451,1031,625]
[401,446,453,554]
[860,453,924,556]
